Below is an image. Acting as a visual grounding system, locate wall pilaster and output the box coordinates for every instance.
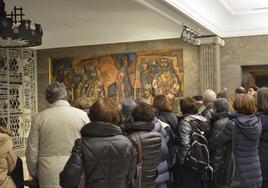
[199,37,225,93]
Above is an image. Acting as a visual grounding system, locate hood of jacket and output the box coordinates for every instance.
[124,121,155,133]
[230,112,261,140]
[81,121,123,137]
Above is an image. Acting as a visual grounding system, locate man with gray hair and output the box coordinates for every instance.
[201,89,217,122]
[26,81,90,188]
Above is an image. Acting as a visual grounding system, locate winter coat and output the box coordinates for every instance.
[257,112,268,188]
[157,112,177,166]
[125,121,162,188]
[154,119,170,188]
[176,114,208,164]
[60,121,136,188]
[208,113,229,172]
[201,104,214,122]
[26,100,90,188]
[210,112,262,188]
[0,128,17,188]
[157,111,178,132]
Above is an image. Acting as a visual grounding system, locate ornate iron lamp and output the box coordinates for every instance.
[0,0,42,48]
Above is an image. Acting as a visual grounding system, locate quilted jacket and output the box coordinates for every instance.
[176,114,208,164]
[60,121,136,188]
[208,113,229,172]
[124,121,162,188]
[210,112,262,188]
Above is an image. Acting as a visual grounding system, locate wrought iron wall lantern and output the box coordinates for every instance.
[0,0,43,48]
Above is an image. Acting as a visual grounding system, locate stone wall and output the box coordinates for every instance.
[221,35,268,94]
[37,38,200,111]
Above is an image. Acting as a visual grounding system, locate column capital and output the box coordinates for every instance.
[199,36,225,47]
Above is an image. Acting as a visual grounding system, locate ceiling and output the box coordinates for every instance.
[3,0,184,49]
[3,0,268,49]
[163,0,268,37]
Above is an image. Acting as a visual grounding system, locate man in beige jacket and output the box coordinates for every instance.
[26,81,90,188]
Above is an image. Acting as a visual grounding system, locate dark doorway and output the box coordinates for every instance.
[255,75,268,87]
[242,65,268,89]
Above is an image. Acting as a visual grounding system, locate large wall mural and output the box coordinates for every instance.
[0,49,37,149]
[50,50,183,104]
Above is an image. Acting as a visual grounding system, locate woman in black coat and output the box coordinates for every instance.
[60,97,136,188]
[124,102,164,188]
[153,95,178,132]
[210,94,262,188]
[257,87,268,188]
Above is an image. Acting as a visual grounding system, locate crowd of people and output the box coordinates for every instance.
[0,81,267,188]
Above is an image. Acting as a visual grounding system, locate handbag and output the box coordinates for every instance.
[215,121,241,188]
[10,156,24,188]
[133,133,143,188]
[24,179,39,188]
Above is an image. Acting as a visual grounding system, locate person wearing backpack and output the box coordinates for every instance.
[174,97,210,188]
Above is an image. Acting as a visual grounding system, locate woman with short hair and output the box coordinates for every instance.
[153,95,178,131]
[124,102,163,188]
[257,87,268,188]
[210,94,262,188]
[60,97,136,188]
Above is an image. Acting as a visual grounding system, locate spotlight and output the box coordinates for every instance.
[181,26,201,45]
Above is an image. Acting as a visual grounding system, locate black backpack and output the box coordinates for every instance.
[184,115,213,180]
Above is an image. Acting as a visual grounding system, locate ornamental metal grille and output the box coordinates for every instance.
[0,48,37,149]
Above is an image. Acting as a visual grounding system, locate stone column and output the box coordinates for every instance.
[199,37,225,93]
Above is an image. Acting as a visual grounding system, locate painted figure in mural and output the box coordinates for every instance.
[140,59,155,85]
[152,58,182,99]
[139,59,156,102]
[56,64,68,83]
[117,55,133,102]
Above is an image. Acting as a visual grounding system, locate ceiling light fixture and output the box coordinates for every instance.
[181,25,201,45]
[0,0,43,48]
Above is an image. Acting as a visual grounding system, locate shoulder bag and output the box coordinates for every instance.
[133,133,143,188]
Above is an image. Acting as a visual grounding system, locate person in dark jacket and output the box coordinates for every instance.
[201,89,217,122]
[124,102,163,188]
[153,95,177,187]
[210,94,262,188]
[174,97,208,188]
[209,98,230,171]
[60,97,136,188]
[208,98,230,187]
[153,95,178,132]
[257,87,268,188]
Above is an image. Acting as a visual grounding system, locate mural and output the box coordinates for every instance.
[50,50,183,104]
